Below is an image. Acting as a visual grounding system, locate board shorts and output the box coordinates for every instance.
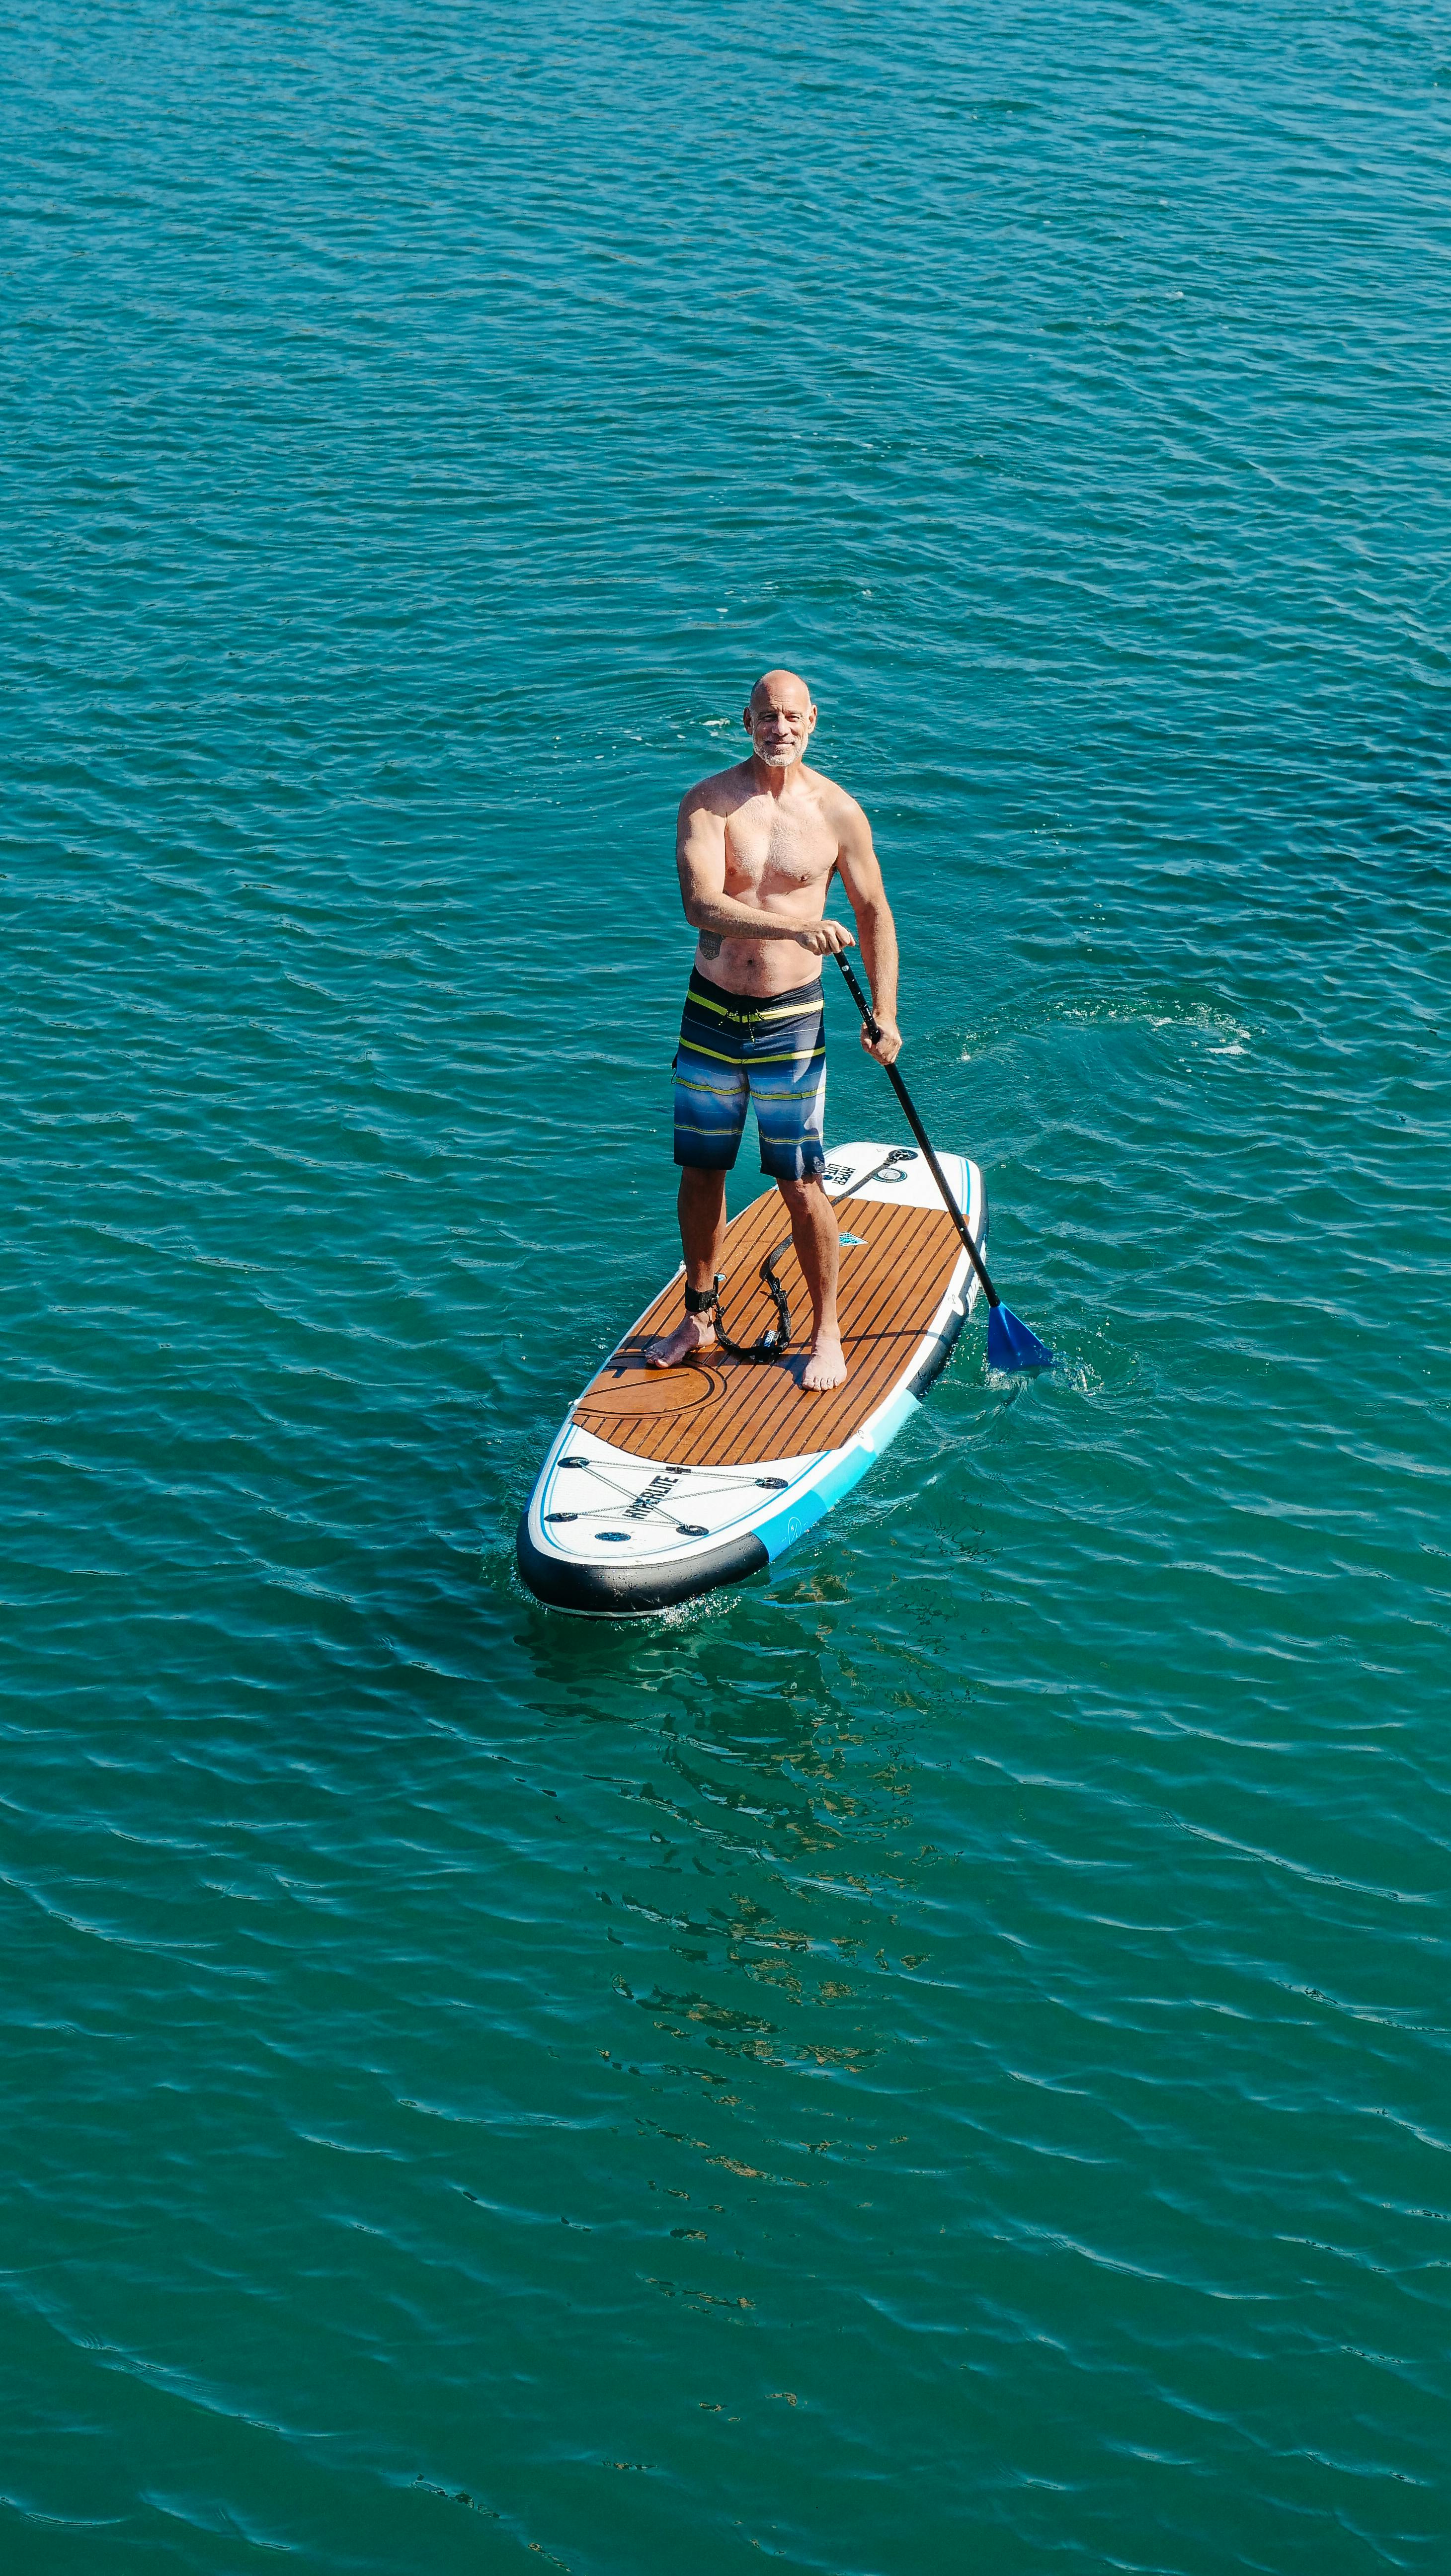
[672,967,827,1181]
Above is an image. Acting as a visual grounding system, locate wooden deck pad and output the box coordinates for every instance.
[573,1187,963,1467]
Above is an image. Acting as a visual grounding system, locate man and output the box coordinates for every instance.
[645,669,902,1393]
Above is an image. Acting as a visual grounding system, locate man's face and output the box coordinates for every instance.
[745,684,815,768]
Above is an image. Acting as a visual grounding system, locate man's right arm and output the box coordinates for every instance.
[676,787,854,955]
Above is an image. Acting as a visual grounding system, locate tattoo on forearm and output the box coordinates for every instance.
[698,931,723,961]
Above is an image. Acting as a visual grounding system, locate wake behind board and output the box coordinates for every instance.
[516,1141,988,1618]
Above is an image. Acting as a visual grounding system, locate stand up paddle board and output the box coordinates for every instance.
[516,1139,987,1617]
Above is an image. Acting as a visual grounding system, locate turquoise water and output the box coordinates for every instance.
[5,1,1450,2567]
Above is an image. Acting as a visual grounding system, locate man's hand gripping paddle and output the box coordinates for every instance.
[834,950,1053,1373]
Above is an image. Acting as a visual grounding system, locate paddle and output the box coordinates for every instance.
[832,949,1054,1372]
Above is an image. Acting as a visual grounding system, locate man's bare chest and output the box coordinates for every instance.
[724,799,837,893]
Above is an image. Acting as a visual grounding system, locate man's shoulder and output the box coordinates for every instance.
[678,758,755,811]
[802,764,869,829]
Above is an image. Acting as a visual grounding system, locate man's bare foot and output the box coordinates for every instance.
[802,1332,847,1393]
[644,1311,717,1370]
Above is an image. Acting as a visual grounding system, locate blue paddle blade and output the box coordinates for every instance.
[987,1304,1054,1372]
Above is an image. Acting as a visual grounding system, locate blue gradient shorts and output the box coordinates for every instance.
[672,968,827,1181]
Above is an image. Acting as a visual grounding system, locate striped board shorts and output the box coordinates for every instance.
[672,967,827,1181]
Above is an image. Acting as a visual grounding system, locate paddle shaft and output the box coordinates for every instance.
[833,949,1001,1312]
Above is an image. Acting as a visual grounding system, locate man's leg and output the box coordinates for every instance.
[745,976,840,1389]
[777,1176,847,1392]
[644,1167,727,1368]
[648,970,749,1369]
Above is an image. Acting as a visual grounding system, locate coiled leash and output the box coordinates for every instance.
[685,1261,792,1366]
[686,1146,918,1367]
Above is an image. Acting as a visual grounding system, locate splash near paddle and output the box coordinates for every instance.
[516,1140,986,1617]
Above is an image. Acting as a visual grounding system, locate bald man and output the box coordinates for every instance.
[645,669,901,1393]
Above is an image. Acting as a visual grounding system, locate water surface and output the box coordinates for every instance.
[3,2,1449,2569]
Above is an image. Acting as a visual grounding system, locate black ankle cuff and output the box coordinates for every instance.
[684,1281,719,1316]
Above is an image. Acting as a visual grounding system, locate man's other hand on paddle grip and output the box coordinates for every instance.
[793,916,855,958]
[862,1016,903,1066]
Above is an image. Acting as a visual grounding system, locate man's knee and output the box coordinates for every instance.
[776,1174,825,1213]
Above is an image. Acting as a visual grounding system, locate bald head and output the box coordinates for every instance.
[744,669,817,772]
[750,667,812,711]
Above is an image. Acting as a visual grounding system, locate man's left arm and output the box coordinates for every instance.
[834,805,902,1065]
